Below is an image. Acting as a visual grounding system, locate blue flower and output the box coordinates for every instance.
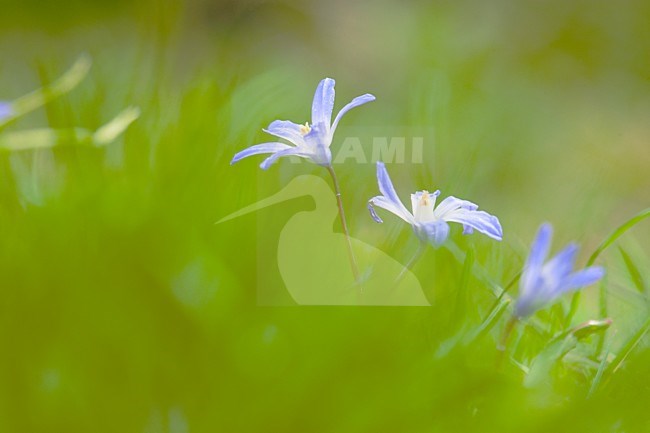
[368,162,503,246]
[514,223,605,318]
[231,78,375,169]
[0,102,12,121]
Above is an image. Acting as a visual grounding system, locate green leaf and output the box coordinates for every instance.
[0,107,140,151]
[618,247,646,294]
[525,319,611,388]
[570,319,612,340]
[0,128,93,150]
[587,208,650,267]
[588,345,611,398]
[525,334,578,388]
[92,107,141,145]
[566,208,650,325]
[467,298,511,345]
[0,54,92,128]
[606,317,650,377]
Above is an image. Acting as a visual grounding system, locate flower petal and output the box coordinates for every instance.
[526,223,553,275]
[231,142,293,165]
[515,224,604,318]
[514,297,539,318]
[420,220,450,246]
[433,196,478,219]
[442,208,502,241]
[367,200,383,223]
[411,190,440,219]
[311,78,335,132]
[0,102,12,120]
[368,196,413,224]
[331,93,376,134]
[518,224,553,306]
[259,147,311,170]
[375,162,412,222]
[302,122,328,148]
[542,243,579,283]
[433,196,502,241]
[558,266,605,295]
[264,120,306,146]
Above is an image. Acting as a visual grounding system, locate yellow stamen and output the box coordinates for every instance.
[419,191,430,207]
[299,122,311,135]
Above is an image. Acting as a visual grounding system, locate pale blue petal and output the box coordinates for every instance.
[298,123,332,165]
[368,195,413,224]
[432,196,501,240]
[302,122,329,148]
[543,243,579,282]
[264,120,306,146]
[375,162,412,222]
[259,147,311,170]
[420,220,450,246]
[311,78,335,131]
[519,223,553,307]
[441,209,503,241]
[0,102,12,120]
[433,196,478,235]
[368,201,384,223]
[231,142,292,165]
[557,266,605,295]
[433,196,478,219]
[514,297,539,318]
[331,93,376,134]
[514,223,603,318]
[526,223,553,276]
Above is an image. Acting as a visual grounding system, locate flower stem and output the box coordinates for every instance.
[497,315,518,352]
[395,239,427,284]
[496,315,518,368]
[326,165,360,283]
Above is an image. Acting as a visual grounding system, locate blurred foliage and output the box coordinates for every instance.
[0,0,649,432]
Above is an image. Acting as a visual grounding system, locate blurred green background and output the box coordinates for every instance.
[1,0,649,432]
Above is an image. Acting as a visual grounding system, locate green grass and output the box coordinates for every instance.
[1,1,650,432]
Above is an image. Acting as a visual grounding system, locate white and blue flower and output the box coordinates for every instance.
[368,161,503,246]
[231,78,375,169]
[515,223,605,318]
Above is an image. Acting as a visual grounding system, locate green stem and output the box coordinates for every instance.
[453,247,475,323]
[497,315,518,352]
[395,239,427,284]
[326,165,360,283]
[485,270,521,318]
[595,276,609,358]
[467,298,511,345]
[496,315,518,368]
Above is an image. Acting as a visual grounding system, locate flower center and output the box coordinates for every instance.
[300,122,311,135]
[414,190,436,223]
[420,191,431,207]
